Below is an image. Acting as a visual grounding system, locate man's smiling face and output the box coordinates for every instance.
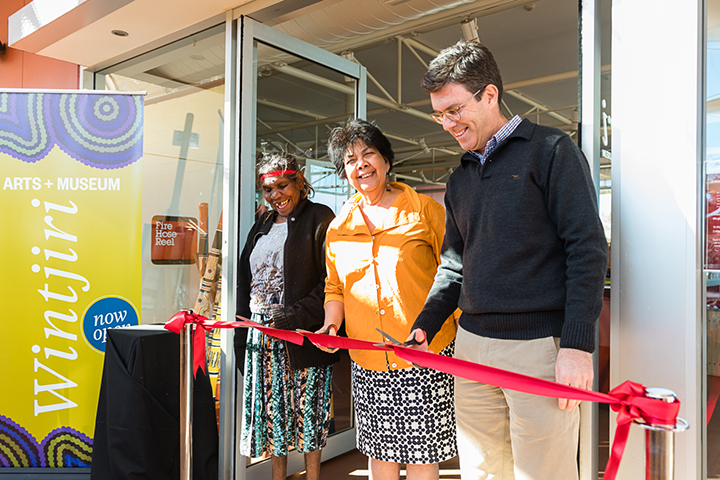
[430,82,499,153]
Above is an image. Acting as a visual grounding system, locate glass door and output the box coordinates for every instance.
[235,16,366,479]
[706,2,720,477]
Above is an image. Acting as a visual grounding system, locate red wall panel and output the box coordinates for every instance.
[0,0,24,87]
[22,53,79,89]
[0,0,79,89]
[0,47,24,88]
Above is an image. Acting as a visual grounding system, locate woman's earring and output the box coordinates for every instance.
[386,176,391,191]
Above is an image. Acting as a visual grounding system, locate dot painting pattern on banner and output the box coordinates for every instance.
[0,415,93,467]
[0,92,143,169]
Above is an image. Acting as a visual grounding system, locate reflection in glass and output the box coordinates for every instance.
[708,3,720,478]
[105,25,226,327]
[105,26,227,417]
[251,42,357,460]
[709,274,720,479]
[595,1,612,476]
[254,42,355,216]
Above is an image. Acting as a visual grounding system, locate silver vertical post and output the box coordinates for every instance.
[180,321,194,480]
[639,388,689,480]
[578,1,601,474]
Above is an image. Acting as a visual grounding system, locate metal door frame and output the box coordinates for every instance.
[223,14,366,480]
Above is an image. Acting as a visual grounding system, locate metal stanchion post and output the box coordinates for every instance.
[637,387,690,480]
[180,321,194,480]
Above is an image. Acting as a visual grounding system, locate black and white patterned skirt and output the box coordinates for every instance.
[351,342,457,464]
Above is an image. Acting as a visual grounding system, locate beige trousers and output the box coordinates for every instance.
[454,326,579,480]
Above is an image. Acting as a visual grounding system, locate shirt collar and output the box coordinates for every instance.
[469,114,522,165]
[339,183,420,236]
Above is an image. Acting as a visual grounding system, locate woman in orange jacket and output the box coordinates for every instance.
[318,118,457,480]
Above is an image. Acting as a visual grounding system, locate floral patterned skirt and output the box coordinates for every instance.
[240,312,333,458]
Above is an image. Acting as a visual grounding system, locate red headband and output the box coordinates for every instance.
[260,170,297,180]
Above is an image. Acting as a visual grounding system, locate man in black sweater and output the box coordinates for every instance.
[408,41,608,480]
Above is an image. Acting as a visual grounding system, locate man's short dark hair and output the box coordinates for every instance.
[421,40,504,104]
[326,118,394,179]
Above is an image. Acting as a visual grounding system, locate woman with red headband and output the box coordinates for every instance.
[234,151,338,480]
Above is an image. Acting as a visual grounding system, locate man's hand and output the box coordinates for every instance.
[404,329,429,351]
[555,348,593,411]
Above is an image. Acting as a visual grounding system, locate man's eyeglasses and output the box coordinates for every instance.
[429,88,484,124]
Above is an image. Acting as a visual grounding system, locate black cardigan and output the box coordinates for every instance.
[413,119,608,353]
[234,198,339,372]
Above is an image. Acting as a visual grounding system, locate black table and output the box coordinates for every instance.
[90,326,218,480]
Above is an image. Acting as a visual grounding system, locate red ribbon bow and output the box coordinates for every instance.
[164,312,307,378]
[164,310,211,379]
[603,381,681,480]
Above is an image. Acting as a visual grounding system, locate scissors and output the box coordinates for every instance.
[374,328,427,369]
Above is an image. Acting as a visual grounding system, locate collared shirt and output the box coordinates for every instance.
[325,183,457,371]
[469,114,522,165]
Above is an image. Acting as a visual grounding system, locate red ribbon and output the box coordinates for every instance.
[164,313,681,480]
[164,313,307,378]
[164,311,210,379]
[299,329,681,480]
[388,345,680,480]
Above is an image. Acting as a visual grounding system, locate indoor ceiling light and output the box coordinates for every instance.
[460,18,478,42]
[111,30,128,37]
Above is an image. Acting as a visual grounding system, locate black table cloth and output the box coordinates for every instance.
[91,326,218,480]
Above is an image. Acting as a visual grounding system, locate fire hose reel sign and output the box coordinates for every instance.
[151,215,197,265]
